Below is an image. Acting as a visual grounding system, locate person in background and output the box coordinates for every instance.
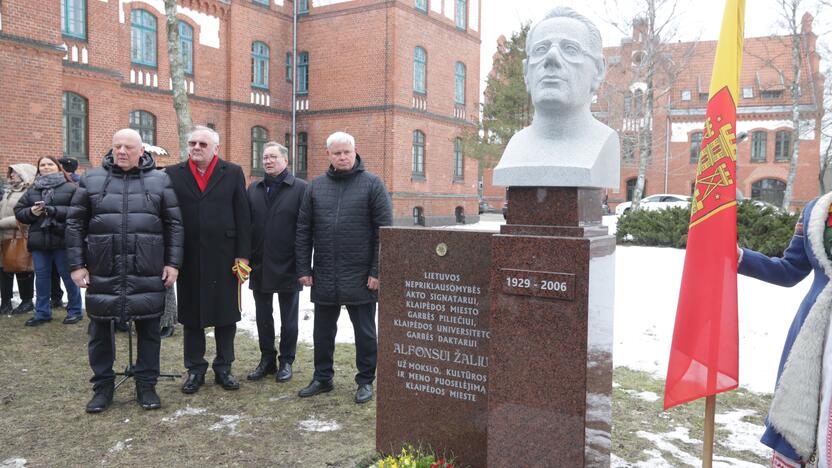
[246,142,307,383]
[50,158,79,311]
[14,156,82,326]
[0,163,36,315]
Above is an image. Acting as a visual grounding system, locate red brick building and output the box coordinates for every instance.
[482,14,825,212]
[0,0,481,226]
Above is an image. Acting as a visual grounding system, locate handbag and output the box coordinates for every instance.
[2,223,33,273]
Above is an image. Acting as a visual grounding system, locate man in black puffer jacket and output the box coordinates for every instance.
[296,131,392,404]
[66,128,184,413]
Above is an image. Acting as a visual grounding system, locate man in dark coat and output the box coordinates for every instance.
[296,131,392,404]
[66,128,184,413]
[245,141,307,383]
[165,126,251,394]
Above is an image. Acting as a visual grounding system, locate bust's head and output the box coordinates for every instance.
[524,7,605,114]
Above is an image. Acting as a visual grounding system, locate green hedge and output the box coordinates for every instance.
[615,201,799,257]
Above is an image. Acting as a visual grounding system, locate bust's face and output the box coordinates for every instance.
[524,16,598,113]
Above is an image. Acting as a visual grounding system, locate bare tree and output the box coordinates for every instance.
[602,0,695,209]
[164,0,193,161]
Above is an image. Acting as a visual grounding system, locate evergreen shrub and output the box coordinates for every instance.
[615,201,799,257]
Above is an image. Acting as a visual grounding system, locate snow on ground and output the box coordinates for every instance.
[107,439,133,453]
[161,406,207,423]
[715,411,771,459]
[209,415,244,436]
[298,417,341,432]
[0,459,27,468]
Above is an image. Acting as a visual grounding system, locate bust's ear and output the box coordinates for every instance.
[522,58,530,91]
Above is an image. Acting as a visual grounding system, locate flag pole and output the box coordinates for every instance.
[703,395,716,467]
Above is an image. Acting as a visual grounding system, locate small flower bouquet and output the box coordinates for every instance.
[374,445,456,468]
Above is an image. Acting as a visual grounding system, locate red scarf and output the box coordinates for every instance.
[188,156,218,192]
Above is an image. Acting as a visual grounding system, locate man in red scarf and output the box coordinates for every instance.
[165,126,251,394]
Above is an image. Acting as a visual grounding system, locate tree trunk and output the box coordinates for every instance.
[631,0,657,210]
[781,0,803,211]
[164,0,193,162]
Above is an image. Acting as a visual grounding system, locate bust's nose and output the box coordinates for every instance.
[543,45,564,69]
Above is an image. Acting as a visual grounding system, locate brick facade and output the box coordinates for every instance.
[0,0,481,226]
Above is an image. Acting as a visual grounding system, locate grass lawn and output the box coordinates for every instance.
[0,312,772,467]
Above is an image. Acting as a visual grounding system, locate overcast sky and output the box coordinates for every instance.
[478,0,831,96]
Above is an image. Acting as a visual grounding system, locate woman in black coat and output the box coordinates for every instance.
[14,156,82,326]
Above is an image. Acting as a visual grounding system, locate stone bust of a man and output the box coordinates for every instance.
[493,7,620,189]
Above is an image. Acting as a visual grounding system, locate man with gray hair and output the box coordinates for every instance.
[245,141,307,383]
[493,6,619,189]
[165,125,251,394]
[296,131,392,403]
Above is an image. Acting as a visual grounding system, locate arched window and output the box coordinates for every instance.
[296,132,308,178]
[689,131,703,163]
[453,137,464,180]
[455,0,466,29]
[413,47,427,94]
[251,41,269,88]
[634,89,644,115]
[297,0,309,14]
[131,9,157,67]
[751,179,786,206]
[775,130,791,161]
[412,130,425,176]
[297,51,309,94]
[750,131,767,162]
[63,92,88,161]
[454,62,466,105]
[179,21,194,75]
[413,206,425,226]
[625,178,646,202]
[61,0,86,39]
[251,126,269,174]
[129,110,156,146]
[455,206,465,224]
[623,91,633,114]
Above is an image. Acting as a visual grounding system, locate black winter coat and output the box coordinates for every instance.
[15,178,77,251]
[247,171,307,293]
[166,158,251,328]
[296,156,392,305]
[65,152,185,322]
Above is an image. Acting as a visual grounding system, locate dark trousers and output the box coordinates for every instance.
[50,263,62,301]
[88,317,161,388]
[0,269,33,304]
[313,302,377,385]
[253,290,299,365]
[183,323,236,374]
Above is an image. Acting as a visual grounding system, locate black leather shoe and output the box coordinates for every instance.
[181,373,205,394]
[12,301,34,315]
[85,384,114,413]
[63,315,83,324]
[24,317,51,327]
[355,384,373,404]
[298,379,333,398]
[276,362,293,383]
[159,326,175,339]
[0,302,12,315]
[136,383,161,410]
[215,371,240,390]
[246,360,277,381]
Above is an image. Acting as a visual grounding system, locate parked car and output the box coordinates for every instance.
[478,200,490,214]
[502,200,508,219]
[615,194,691,216]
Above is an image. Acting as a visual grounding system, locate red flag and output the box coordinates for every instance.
[664,0,745,410]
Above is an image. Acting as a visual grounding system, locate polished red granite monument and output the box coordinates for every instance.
[376,187,614,467]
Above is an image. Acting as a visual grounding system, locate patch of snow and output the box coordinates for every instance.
[715,410,770,458]
[0,458,27,468]
[107,438,133,453]
[209,415,243,436]
[635,391,660,402]
[161,406,207,422]
[636,429,701,466]
[298,417,340,432]
[712,456,766,467]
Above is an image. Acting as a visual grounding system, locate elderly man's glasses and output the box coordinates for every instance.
[529,38,593,64]
[188,141,210,148]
